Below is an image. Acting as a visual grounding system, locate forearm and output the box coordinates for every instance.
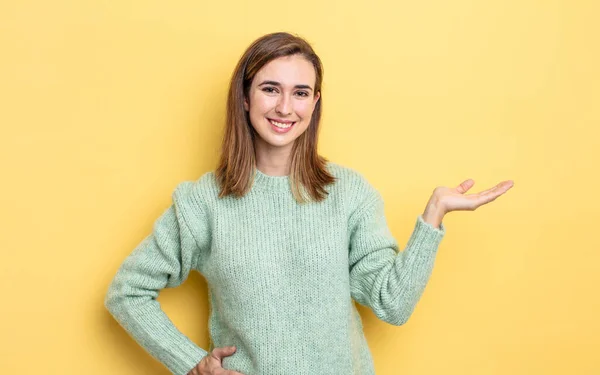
[105,280,208,375]
[350,215,446,326]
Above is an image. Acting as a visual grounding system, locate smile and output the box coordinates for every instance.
[268,118,296,129]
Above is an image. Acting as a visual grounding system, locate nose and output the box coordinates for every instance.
[275,93,292,116]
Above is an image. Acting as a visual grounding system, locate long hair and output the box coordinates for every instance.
[215,32,336,203]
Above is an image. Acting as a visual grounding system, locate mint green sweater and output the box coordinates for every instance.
[104,162,446,375]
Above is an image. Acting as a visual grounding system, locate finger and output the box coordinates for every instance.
[212,346,236,360]
[470,187,507,208]
[491,180,513,193]
[212,346,237,360]
[455,179,475,194]
[473,180,514,197]
[473,185,498,197]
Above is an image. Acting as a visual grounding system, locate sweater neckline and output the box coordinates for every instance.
[252,167,291,193]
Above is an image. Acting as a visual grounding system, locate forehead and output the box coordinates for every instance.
[254,55,316,86]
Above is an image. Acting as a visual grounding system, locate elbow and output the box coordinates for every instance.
[104,282,125,319]
[385,315,410,327]
[104,289,118,318]
[378,312,410,326]
[103,281,158,323]
[373,305,415,326]
[104,290,115,313]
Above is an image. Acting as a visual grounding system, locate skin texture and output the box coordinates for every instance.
[243,54,320,177]
[422,179,515,228]
[187,346,244,375]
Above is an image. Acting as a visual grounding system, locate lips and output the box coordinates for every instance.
[268,118,295,126]
[267,118,296,133]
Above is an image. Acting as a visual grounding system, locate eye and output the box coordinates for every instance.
[261,87,278,94]
[295,91,309,97]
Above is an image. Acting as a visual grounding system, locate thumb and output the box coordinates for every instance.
[456,179,475,194]
[211,346,237,360]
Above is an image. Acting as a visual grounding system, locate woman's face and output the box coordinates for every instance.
[244,54,320,152]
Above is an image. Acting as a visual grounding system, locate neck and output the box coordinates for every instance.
[254,138,292,176]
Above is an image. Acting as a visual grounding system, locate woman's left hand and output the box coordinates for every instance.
[422,179,514,227]
[436,178,514,214]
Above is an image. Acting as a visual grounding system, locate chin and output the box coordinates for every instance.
[252,120,308,149]
[264,137,296,148]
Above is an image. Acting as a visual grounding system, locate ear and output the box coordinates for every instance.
[243,97,249,112]
[313,91,321,105]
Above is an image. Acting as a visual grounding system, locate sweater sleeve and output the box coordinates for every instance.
[104,181,210,375]
[348,187,446,326]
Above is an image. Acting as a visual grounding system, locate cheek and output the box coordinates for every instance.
[249,93,277,114]
[295,102,315,119]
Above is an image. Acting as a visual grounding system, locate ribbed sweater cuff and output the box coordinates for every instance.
[406,215,446,260]
[416,214,446,238]
[125,301,209,375]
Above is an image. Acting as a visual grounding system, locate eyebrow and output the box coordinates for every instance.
[257,80,313,91]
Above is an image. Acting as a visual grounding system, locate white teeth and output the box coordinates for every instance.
[269,119,294,128]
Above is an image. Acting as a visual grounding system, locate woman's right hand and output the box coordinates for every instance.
[187,346,245,375]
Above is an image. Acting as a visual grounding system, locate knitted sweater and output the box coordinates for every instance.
[104,162,446,375]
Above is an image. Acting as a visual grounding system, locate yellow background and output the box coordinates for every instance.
[1,0,598,374]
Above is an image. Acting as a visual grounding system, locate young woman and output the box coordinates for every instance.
[105,32,514,375]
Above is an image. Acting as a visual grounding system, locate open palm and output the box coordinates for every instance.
[436,179,514,213]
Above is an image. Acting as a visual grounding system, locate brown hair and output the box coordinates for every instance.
[215,32,336,203]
